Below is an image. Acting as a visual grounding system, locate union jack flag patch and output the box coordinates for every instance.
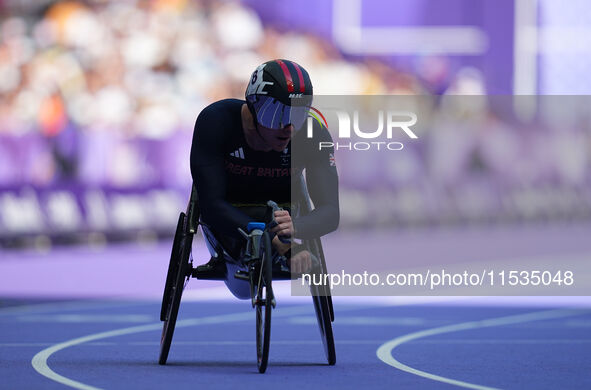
[329,153,336,167]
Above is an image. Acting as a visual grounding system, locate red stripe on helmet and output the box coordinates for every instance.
[292,62,306,93]
[276,60,295,93]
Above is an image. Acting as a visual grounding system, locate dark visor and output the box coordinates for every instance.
[248,95,312,130]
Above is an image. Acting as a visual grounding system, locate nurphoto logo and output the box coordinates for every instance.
[307,109,418,151]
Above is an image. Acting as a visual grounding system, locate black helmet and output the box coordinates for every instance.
[245,59,313,130]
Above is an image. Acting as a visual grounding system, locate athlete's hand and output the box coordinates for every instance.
[290,250,312,274]
[271,236,290,256]
[270,210,293,238]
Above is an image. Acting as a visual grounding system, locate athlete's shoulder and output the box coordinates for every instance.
[198,99,244,120]
[194,99,244,135]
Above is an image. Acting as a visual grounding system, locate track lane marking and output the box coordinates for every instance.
[17,314,155,323]
[31,306,313,390]
[13,338,591,348]
[0,300,151,316]
[376,308,590,389]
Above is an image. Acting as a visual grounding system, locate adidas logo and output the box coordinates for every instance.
[230,147,245,159]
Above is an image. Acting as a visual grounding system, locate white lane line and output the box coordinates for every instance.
[0,300,150,316]
[128,339,387,346]
[12,338,591,349]
[2,343,56,347]
[377,309,590,390]
[17,314,155,323]
[5,339,384,348]
[289,315,426,326]
[392,338,591,345]
[31,306,313,390]
[2,342,117,347]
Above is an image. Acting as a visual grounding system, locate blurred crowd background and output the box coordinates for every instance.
[1,0,590,247]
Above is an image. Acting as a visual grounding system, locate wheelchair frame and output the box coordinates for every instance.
[158,182,336,372]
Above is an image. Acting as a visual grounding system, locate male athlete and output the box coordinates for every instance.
[190,59,339,275]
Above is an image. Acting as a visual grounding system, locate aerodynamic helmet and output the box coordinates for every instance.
[245,59,313,130]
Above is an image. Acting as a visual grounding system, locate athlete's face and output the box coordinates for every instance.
[257,124,294,152]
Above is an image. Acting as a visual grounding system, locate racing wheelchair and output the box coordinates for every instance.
[158,182,335,373]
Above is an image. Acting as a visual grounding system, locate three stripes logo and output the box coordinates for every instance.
[230,147,245,159]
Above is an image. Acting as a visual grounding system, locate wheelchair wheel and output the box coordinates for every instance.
[308,237,335,364]
[255,231,273,373]
[160,212,185,322]
[312,290,336,365]
[159,215,192,365]
[314,239,335,323]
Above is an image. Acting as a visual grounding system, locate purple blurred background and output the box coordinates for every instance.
[1,0,591,249]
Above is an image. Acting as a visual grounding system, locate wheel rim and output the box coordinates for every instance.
[256,303,263,365]
[255,231,273,373]
[313,294,336,365]
[160,213,185,321]
[159,231,191,365]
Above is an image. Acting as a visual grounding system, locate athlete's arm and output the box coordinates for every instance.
[293,127,340,239]
[190,103,251,238]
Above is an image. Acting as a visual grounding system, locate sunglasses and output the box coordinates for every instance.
[248,95,312,130]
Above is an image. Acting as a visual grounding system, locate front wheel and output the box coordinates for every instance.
[255,231,273,373]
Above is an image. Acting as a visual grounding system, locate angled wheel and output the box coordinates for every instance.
[160,212,185,322]
[312,292,336,365]
[159,213,192,365]
[309,238,335,365]
[310,237,334,322]
[255,231,273,373]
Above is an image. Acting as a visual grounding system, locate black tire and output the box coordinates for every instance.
[159,218,192,365]
[256,231,273,373]
[312,292,336,365]
[315,240,335,323]
[160,213,185,322]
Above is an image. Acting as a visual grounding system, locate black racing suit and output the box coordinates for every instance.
[190,99,339,258]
